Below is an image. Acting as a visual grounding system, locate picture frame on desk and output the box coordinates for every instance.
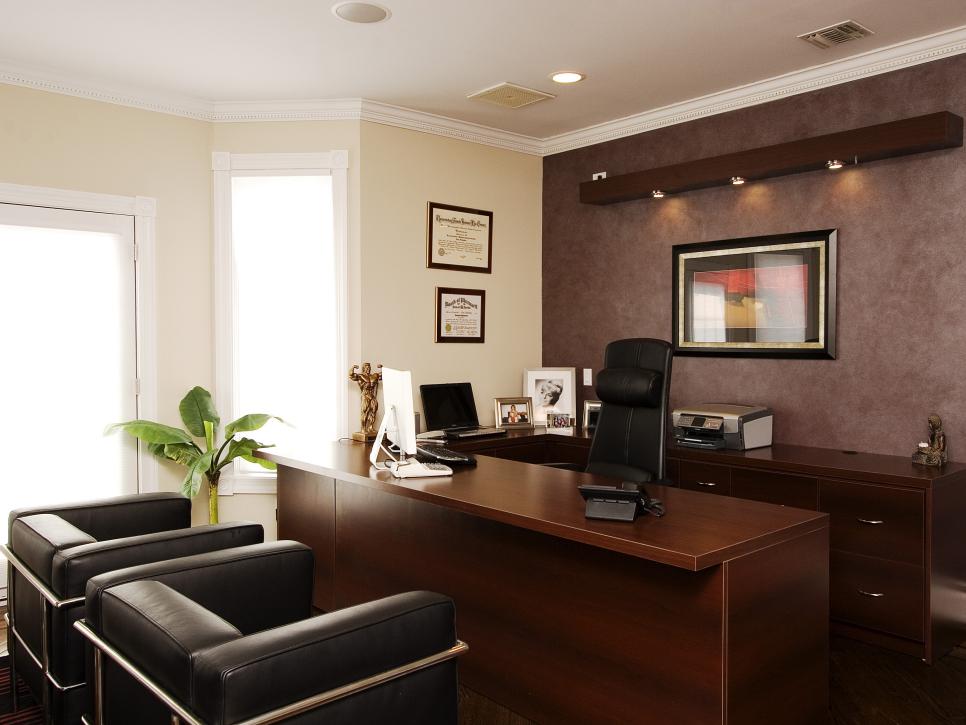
[583,400,601,431]
[494,397,533,429]
[524,367,576,425]
[672,229,837,359]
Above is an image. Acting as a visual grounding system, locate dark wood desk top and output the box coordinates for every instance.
[456,428,966,489]
[262,442,827,572]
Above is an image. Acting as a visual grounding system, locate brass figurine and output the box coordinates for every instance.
[912,414,947,467]
[349,363,383,442]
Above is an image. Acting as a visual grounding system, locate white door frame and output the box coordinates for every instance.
[0,182,160,492]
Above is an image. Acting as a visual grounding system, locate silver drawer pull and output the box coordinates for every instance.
[857,518,884,525]
[858,590,885,598]
[696,481,717,487]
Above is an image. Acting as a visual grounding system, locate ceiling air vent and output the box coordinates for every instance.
[798,20,874,49]
[467,82,555,109]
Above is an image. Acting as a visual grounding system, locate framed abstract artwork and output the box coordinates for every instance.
[672,229,837,359]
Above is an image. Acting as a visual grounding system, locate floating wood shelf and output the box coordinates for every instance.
[579,111,964,206]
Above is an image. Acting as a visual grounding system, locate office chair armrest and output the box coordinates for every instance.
[544,462,584,472]
[8,492,190,543]
[9,514,97,590]
[192,591,460,725]
[86,541,311,636]
[52,522,264,600]
[96,580,244,707]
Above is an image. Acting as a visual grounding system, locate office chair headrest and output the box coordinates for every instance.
[595,367,663,408]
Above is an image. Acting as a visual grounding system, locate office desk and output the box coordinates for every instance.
[266,443,829,724]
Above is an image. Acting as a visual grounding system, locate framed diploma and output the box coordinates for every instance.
[427,201,493,273]
[435,287,485,343]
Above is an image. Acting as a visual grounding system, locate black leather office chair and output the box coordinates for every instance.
[555,338,673,483]
[2,492,264,724]
[77,541,466,725]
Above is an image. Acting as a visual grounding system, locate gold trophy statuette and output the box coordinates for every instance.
[349,363,383,442]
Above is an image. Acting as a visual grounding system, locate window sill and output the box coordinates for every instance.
[218,472,277,496]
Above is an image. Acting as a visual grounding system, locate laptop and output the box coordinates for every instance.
[419,382,508,439]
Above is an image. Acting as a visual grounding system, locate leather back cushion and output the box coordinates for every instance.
[595,368,663,408]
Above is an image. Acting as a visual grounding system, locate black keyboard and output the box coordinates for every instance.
[416,445,476,466]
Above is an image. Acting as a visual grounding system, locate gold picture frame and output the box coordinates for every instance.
[493,397,533,429]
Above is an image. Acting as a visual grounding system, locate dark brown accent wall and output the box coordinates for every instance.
[542,54,966,458]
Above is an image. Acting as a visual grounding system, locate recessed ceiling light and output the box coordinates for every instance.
[332,2,391,24]
[826,159,844,170]
[550,71,586,84]
[651,190,665,199]
[731,176,746,185]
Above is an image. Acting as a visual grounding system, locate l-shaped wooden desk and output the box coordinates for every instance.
[267,441,829,725]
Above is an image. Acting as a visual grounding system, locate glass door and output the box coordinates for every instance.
[0,203,139,597]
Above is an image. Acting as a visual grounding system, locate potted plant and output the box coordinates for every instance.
[109,386,280,523]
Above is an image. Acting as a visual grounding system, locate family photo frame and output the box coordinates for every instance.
[523,367,577,425]
[493,397,533,429]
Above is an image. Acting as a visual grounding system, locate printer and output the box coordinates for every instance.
[672,404,773,451]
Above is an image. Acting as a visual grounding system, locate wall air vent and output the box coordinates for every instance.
[467,82,555,109]
[798,20,874,49]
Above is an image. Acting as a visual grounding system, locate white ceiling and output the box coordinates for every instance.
[2,0,966,139]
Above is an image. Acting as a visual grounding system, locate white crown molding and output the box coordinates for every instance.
[0,58,211,120]
[3,23,966,157]
[540,23,966,155]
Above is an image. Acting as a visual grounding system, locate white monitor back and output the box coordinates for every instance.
[382,367,417,456]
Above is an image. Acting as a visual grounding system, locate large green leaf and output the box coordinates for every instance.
[107,421,192,445]
[242,455,276,470]
[179,387,220,438]
[163,442,202,467]
[225,414,283,439]
[217,437,274,470]
[181,450,214,498]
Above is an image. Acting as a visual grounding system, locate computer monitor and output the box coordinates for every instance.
[420,382,480,431]
[369,368,417,467]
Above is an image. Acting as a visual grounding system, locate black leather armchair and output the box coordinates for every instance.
[554,338,673,483]
[77,541,466,725]
[1,492,264,723]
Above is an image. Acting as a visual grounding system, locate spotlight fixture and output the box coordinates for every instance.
[550,71,586,84]
[731,176,746,185]
[332,2,391,23]
[826,159,844,170]
[651,190,665,198]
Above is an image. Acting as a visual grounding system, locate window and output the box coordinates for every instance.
[212,152,349,494]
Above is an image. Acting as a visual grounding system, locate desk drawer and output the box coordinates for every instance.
[731,468,817,509]
[679,462,731,496]
[831,551,924,642]
[819,480,923,565]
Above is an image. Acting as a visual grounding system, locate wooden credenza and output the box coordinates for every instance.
[453,430,966,663]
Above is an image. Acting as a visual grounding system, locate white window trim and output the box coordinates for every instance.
[212,151,350,495]
[0,182,159,493]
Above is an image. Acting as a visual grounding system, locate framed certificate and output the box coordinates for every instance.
[435,287,485,343]
[427,202,493,273]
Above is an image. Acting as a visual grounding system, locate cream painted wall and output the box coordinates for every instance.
[359,122,543,426]
[0,83,220,521]
[1,85,542,541]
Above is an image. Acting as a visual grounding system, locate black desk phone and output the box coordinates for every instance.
[578,483,665,522]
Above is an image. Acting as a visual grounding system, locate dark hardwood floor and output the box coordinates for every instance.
[460,637,966,724]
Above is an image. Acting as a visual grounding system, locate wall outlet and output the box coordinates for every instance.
[583,368,593,386]
[592,171,607,181]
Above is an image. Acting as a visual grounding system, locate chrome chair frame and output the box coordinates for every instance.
[73,619,467,725]
[1,543,87,714]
